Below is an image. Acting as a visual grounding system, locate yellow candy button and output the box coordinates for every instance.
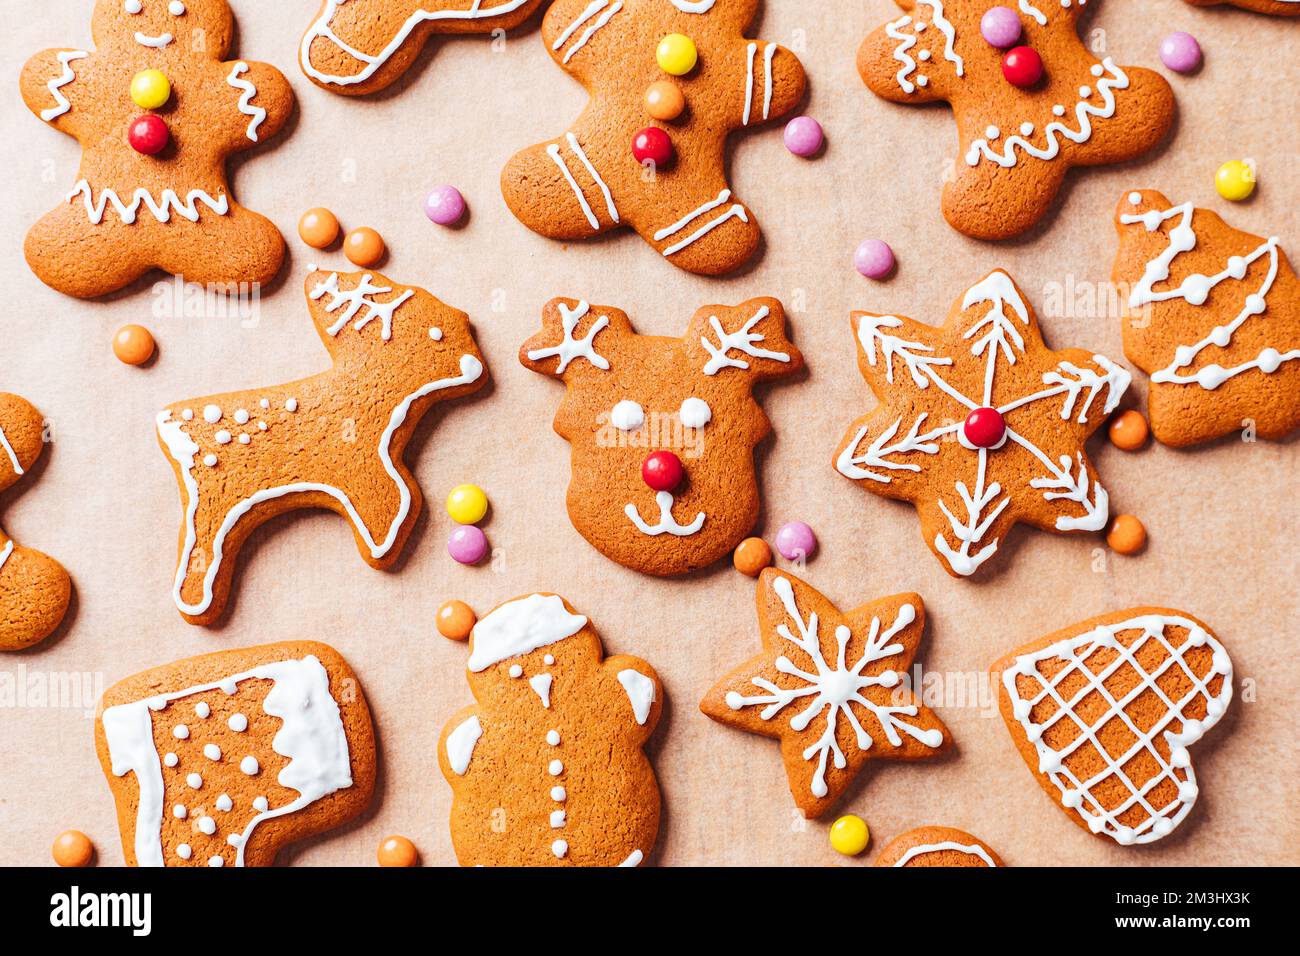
[447,484,489,525]
[656,34,698,76]
[130,69,171,110]
[829,815,870,856]
[1215,160,1256,202]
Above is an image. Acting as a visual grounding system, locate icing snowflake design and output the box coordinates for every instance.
[310,272,414,342]
[835,270,1131,578]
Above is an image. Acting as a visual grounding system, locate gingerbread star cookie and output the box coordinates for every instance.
[701,569,950,820]
[20,0,292,299]
[1183,0,1300,15]
[992,609,1232,846]
[0,394,71,651]
[858,1,1174,240]
[1113,190,1299,447]
[156,269,486,625]
[501,0,807,275]
[874,826,1004,867]
[834,270,1131,578]
[300,0,549,95]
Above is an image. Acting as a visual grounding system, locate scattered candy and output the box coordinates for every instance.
[130,68,171,109]
[733,537,773,577]
[344,226,385,267]
[854,239,895,280]
[963,407,1006,449]
[424,185,466,226]
[448,525,489,565]
[980,6,1022,49]
[645,81,685,121]
[656,33,698,76]
[1159,32,1202,74]
[436,600,477,641]
[52,830,94,868]
[128,114,169,155]
[377,835,419,867]
[783,116,824,158]
[1215,160,1255,202]
[446,483,489,525]
[1001,45,1043,88]
[1107,514,1147,555]
[829,815,870,856]
[775,521,817,561]
[298,208,340,249]
[112,324,155,366]
[1108,409,1149,451]
[632,126,674,167]
[642,450,684,492]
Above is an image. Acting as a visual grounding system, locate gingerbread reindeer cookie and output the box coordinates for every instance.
[438,593,662,867]
[857,1,1173,240]
[21,0,292,299]
[156,269,486,625]
[0,394,71,651]
[1183,0,1300,15]
[1113,190,1298,447]
[501,0,806,275]
[521,296,802,576]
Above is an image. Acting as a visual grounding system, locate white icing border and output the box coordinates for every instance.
[894,840,998,867]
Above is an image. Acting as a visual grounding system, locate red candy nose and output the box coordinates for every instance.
[642,450,684,492]
[963,407,1006,449]
[128,114,169,155]
[632,127,674,167]
[1002,45,1044,87]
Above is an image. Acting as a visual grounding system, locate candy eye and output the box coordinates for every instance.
[679,397,712,428]
[169,0,186,14]
[124,0,142,13]
[610,400,645,432]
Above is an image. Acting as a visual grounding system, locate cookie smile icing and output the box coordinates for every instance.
[625,490,706,537]
[134,31,174,48]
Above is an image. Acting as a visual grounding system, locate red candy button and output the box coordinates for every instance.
[642,450,684,492]
[963,407,1006,449]
[1001,46,1043,87]
[632,127,674,167]
[128,114,169,155]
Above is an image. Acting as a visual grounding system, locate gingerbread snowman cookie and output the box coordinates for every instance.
[438,593,662,867]
[874,826,1004,867]
[501,0,806,274]
[857,1,1174,240]
[21,0,292,299]
[1183,0,1300,15]
[157,269,486,625]
[521,295,802,577]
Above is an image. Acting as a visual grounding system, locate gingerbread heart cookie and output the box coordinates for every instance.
[157,269,486,625]
[501,0,806,274]
[300,0,549,95]
[993,609,1232,846]
[521,295,802,576]
[96,641,375,867]
[0,394,71,651]
[857,1,1174,239]
[874,826,1003,867]
[1113,190,1298,447]
[438,593,662,867]
[1183,0,1300,15]
[834,270,1130,578]
[21,0,293,299]
[701,569,950,820]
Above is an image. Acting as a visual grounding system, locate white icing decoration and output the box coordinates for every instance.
[310,272,414,343]
[617,669,655,726]
[228,714,247,735]
[509,664,523,678]
[1019,1,1048,25]
[203,744,222,761]
[173,804,186,820]
[654,189,749,258]
[529,673,554,709]
[885,17,918,93]
[668,0,715,10]
[620,849,644,867]
[552,839,568,859]
[741,43,777,125]
[895,841,998,867]
[134,32,174,49]
[446,716,482,775]
[550,810,567,828]
[626,490,705,537]
[198,816,216,835]
[919,1,963,76]
[216,794,233,812]
[546,730,561,746]
[549,759,564,776]
[252,797,269,812]
[172,724,189,740]
[546,131,619,230]
[39,50,88,122]
[550,786,566,801]
[700,305,790,375]
[170,1,186,15]
[163,752,178,767]
[528,300,610,373]
[124,0,142,12]
[240,755,260,775]
[195,702,210,718]
[176,844,191,860]
[0,426,24,476]
[678,397,711,428]
[208,856,224,867]
[68,181,229,225]
[186,773,202,789]
[554,0,623,64]
[467,594,588,672]
[225,62,266,142]
[610,400,645,431]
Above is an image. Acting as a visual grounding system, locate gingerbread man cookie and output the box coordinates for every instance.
[701,569,950,820]
[857,1,1173,240]
[874,826,1004,867]
[157,269,486,625]
[834,270,1131,578]
[993,609,1232,846]
[438,593,662,867]
[21,0,293,299]
[300,0,549,95]
[501,0,807,275]
[1113,190,1298,447]
[96,641,376,866]
[1183,0,1300,15]
[0,394,71,651]
[521,295,802,576]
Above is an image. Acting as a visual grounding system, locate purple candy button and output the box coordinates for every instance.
[448,525,488,565]
[775,522,817,562]
[854,239,895,280]
[980,6,1022,49]
[1159,32,1202,74]
[424,185,466,226]
[784,116,824,158]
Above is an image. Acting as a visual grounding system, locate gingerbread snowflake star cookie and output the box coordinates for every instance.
[701,569,950,819]
[857,1,1173,240]
[834,270,1131,578]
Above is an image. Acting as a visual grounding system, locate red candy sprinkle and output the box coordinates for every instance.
[128,114,169,155]
[1001,46,1044,88]
[642,450,684,492]
[963,407,1006,449]
[632,127,674,167]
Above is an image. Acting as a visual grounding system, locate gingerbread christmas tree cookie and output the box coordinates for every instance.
[701,570,950,820]
[857,1,1174,240]
[834,270,1130,578]
[501,0,806,274]
[1113,190,1299,447]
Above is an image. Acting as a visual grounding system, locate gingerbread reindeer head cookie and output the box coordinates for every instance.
[502,0,807,275]
[521,296,803,576]
[20,0,293,299]
[857,1,1173,239]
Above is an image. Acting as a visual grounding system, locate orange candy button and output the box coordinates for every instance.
[112,324,155,366]
[1107,514,1147,555]
[298,208,340,249]
[734,537,773,577]
[437,600,476,641]
[1108,409,1149,451]
[377,835,419,867]
[344,227,385,267]
[645,81,685,121]
[52,830,94,868]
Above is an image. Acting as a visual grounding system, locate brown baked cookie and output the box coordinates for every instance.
[874,826,1004,867]
[834,270,1130,578]
[521,296,802,576]
[701,569,950,820]
[438,593,662,866]
[1113,190,1298,447]
[20,0,293,299]
[95,641,375,867]
[1183,0,1300,15]
[857,1,1174,240]
[0,394,71,651]
[992,608,1232,846]
[501,0,806,275]
[300,0,548,95]
[157,269,487,625]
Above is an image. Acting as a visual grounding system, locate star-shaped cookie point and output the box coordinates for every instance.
[857,1,1174,239]
[834,270,1131,578]
[700,569,950,819]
